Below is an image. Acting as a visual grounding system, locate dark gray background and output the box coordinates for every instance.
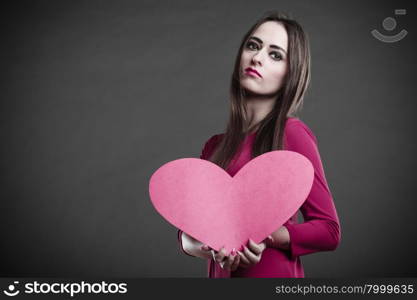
[1,0,416,277]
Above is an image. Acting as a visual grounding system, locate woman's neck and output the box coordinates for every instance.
[244,94,276,133]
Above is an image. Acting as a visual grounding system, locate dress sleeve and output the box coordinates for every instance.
[199,134,221,160]
[283,121,341,259]
[177,134,220,257]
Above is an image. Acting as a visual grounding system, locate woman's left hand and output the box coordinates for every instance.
[237,236,273,269]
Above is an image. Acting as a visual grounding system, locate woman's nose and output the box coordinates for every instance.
[251,51,264,66]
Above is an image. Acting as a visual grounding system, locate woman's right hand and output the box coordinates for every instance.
[201,244,240,271]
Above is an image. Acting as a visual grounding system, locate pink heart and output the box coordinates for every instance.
[149,150,314,255]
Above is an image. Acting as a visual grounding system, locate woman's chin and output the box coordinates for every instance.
[241,85,262,96]
[241,86,278,98]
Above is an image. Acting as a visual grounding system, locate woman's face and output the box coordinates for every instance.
[240,21,288,96]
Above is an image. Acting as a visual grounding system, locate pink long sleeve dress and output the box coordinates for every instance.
[177,117,341,278]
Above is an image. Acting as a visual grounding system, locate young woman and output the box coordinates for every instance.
[177,11,341,278]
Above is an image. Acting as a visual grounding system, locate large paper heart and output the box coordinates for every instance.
[149,150,314,255]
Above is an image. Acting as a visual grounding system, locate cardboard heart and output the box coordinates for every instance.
[149,150,314,255]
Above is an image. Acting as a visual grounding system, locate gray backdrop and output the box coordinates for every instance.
[1,0,416,277]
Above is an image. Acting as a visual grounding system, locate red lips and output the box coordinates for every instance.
[245,67,262,78]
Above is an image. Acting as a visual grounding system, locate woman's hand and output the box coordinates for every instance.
[201,244,240,271]
[237,236,273,269]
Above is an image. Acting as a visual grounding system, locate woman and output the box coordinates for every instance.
[177,11,341,278]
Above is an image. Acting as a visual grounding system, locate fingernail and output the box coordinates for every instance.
[231,248,236,255]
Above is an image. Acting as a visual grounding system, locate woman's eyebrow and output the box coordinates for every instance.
[249,36,287,54]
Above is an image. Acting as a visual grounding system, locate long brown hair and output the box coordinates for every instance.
[210,10,311,169]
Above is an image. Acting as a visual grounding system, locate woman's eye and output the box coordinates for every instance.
[246,41,283,61]
[246,41,258,50]
[271,52,283,61]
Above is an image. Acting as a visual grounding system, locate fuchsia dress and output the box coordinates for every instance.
[177,117,341,278]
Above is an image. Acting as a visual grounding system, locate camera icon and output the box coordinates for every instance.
[3,281,20,297]
[371,9,407,43]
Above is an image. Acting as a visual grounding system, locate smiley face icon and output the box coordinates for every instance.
[371,9,408,43]
[3,281,20,297]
